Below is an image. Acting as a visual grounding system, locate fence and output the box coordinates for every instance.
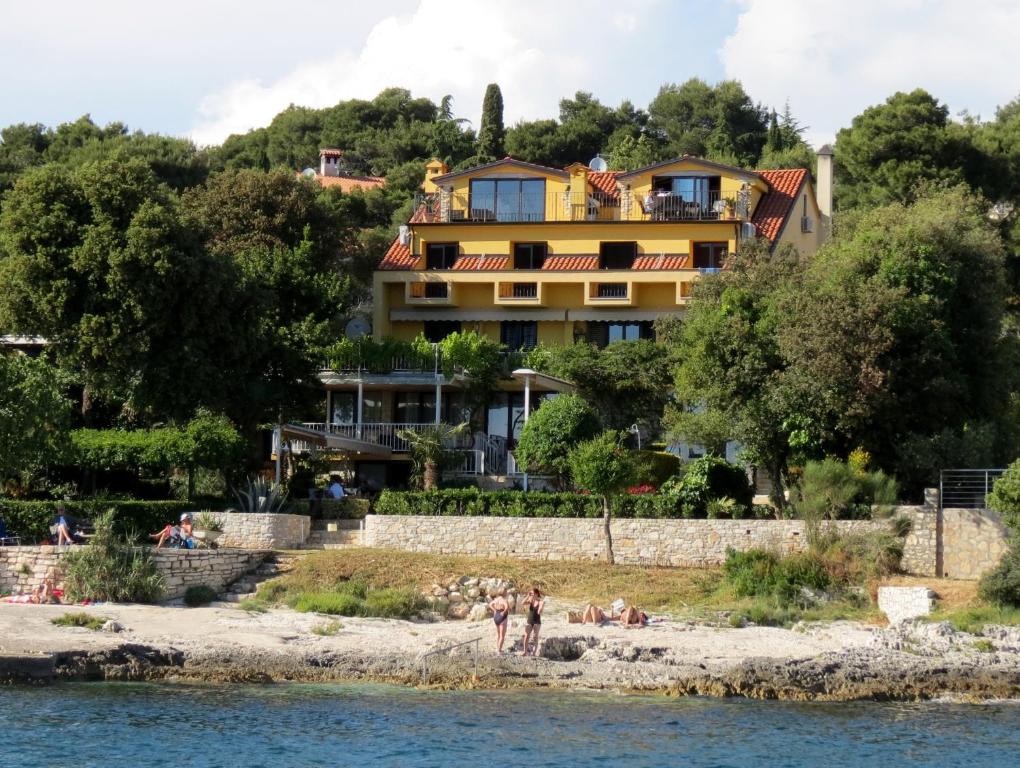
[939,469,1006,510]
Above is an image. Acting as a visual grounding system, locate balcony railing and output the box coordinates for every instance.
[414,191,619,224]
[511,283,538,298]
[637,190,733,222]
[297,422,473,453]
[594,283,628,299]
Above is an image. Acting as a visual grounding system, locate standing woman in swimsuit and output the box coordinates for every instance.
[489,593,510,653]
[522,587,544,656]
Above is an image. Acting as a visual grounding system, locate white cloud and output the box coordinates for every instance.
[721,0,1020,147]
[190,0,655,146]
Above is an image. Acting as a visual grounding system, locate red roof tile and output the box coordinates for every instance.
[452,255,510,271]
[632,254,689,270]
[312,173,385,193]
[378,238,418,270]
[542,255,600,271]
[752,168,808,244]
[588,171,621,201]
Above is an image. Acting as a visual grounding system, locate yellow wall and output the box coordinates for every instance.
[774,182,824,255]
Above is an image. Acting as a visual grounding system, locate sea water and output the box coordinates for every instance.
[1,682,1018,767]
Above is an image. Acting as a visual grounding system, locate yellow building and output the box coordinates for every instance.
[283,151,832,489]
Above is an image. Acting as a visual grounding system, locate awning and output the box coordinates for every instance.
[390,309,567,322]
[567,310,681,322]
[280,423,392,456]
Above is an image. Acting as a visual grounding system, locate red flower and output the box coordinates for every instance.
[627,484,657,495]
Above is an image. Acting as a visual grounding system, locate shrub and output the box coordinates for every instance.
[514,394,601,484]
[663,457,753,517]
[978,541,1020,607]
[632,451,682,487]
[362,588,428,619]
[293,591,363,616]
[183,585,218,606]
[988,459,1020,530]
[51,612,109,631]
[311,620,342,636]
[795,458,898,522]
[61,510,164,603]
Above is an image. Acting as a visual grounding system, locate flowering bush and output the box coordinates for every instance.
[627,484,657,495]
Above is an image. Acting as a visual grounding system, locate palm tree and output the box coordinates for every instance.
[397,422,469,490]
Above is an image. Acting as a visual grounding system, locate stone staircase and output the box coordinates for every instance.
[300,520,365,550]
[219,552,302,603]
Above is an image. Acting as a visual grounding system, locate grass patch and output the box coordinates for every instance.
[927,605,1020,634]
[293,591,364,616]
[972,639,996,653]
[51,612,109,631]
[236,598,267,614]
[310,620,342,636]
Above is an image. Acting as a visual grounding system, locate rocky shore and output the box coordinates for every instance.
[3,603,1020,701]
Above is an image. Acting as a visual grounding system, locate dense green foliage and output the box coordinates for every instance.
[0,353,72,490]
[978,540,1020,607]
[660,456,753,517]
[477,84,505,160]
[61,510,164,603]
[795,458,898,521]
[514,394,601,485]
[277,579,426,619]
[988,459,1020,530]
[0,499,191,542]
[183,585,218,607]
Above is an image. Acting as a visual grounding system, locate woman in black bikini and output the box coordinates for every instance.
[522,587,544,656]
[489,593,510,653]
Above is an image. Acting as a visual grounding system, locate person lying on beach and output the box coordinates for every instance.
[30,578,57,604]
[488,594,510,653]
[619,606,649,628]
[581,604,608,624]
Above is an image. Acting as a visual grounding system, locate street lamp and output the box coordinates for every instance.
[628,423,642,450]
[511,368,537,491]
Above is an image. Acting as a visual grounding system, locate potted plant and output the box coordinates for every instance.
[721,196,736,219]
[192,512,224,547]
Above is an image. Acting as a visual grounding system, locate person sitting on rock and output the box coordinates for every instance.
[149,513,194,549]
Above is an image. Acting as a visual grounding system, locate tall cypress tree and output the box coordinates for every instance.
[766,110,782,152]
[478,83,505,159]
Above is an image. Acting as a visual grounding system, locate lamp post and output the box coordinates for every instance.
[511,368,537,492]
[628,423,642,450]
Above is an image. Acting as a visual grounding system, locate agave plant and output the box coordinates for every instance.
[233,476,288,514]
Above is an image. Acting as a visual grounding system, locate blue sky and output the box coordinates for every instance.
[1,1,1017,148]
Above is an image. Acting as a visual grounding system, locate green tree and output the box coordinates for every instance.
[514,394,601,487]
[397,422,469,490]
[0,353,72,493]
[567,431,637,564]
[477,83,506,160]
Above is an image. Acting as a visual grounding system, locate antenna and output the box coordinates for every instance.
[588,154,608,172]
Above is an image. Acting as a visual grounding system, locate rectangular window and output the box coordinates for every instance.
[500,321,538,351]
[599,242,637,270]
[470,178,546,222]
[361,395,383,423]
[422,320,461,343]
[426,243,458,270]
[649,175,721,219]
[586,321,654,347]
[514,242,547,270]
[395,392,444,424]
[331,393,355,424]
[693,242,727,271]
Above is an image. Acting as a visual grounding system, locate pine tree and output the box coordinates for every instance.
[478,83,505,159]
[766,110,783,152]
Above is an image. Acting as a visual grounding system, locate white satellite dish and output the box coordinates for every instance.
[301,167,317,178]
[345,317,371,339]
[588,154,608,172]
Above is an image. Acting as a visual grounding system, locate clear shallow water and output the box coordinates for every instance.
[1,683,1018,768]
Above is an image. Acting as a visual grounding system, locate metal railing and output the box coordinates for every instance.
[939,469,1006,510]
[297,422,472,453]
[594,283,628,299]
[414,191,619,223]
[637,190,729,221]
[422,283,449,299]
[511,283,538,298]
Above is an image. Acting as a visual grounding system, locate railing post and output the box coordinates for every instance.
[356,380,363,440]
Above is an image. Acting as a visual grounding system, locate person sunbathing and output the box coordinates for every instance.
[581,604,608,624]
[619,606,649,628]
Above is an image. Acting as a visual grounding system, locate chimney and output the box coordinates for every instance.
[816,144,833,233]
[566,163,589,219]
[319,148,343,177]
[423,158,449,194]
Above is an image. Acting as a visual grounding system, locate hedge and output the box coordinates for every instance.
[0,500,194,543]
[373,489,770,520]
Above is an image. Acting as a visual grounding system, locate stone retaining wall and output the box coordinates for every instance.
[364,509,939,573]
[941,508,1011,580]
[0,546,268,601]
[208,512,310,550]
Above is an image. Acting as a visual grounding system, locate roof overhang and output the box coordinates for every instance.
[616,156,759,183]
[280,423,393,456]
[430,158,569,185]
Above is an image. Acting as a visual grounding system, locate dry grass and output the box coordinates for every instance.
[277,548,715,613]
[881,575,979,612]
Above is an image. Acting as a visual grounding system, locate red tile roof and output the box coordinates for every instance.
[632,254,689,270]
[408,202,434,224]
[312,173,385,193]
[588,171,621,201]
[752,168,808,244]
[542,255,600,271]
[378,238,418,270]
[452,255,510,271]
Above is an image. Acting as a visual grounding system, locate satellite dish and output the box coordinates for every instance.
[345,317,371,339]
[301,167,317,178]
[588,154,608,172]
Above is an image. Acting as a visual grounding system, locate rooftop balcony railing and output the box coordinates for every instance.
[413,191,620,224]
[637,190,738,222]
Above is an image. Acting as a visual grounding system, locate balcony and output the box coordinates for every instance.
[406,280,454,305]
[636,190,741,222]
[296,422,473,453]
[495,281,544,306]
[413,191,620,224]
[584,281,633,306]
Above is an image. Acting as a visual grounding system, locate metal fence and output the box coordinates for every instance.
[939,469,1006,510]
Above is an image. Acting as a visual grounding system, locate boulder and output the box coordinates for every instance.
[465,587,481,600]
[468,603,490,622]
[446,603,471,620]
[101,621,123,633]
[448,591,464,603]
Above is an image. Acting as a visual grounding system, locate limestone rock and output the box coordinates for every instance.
[101,620,124,633]
[448,591,463,603]
[446,603,471,620]
[468,603,490,622]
